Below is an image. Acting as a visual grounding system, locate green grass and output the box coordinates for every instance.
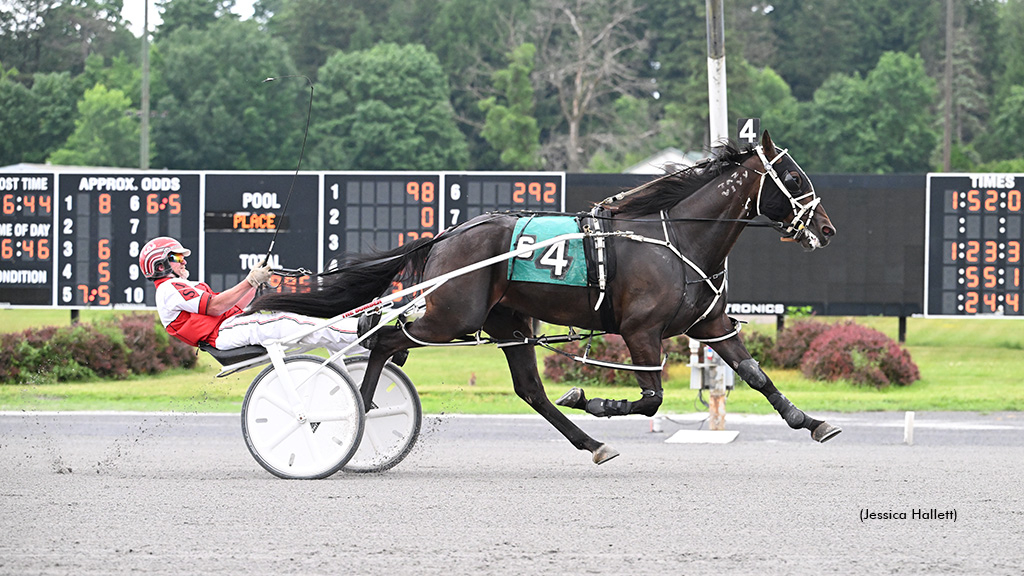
[2,310,1023,413]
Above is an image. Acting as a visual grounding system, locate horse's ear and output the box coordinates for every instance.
[761,130,776,156]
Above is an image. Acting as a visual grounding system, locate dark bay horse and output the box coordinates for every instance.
[251,131,840,464]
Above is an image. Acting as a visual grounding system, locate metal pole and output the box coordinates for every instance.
[942,0,953,171]
[706,0,728,428]
[706,0,728,146]
[140,1,150,169]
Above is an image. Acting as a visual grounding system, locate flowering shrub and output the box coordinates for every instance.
[115,313,196,374]
[739,329,776,368]
[0,314,196,384]
[772,319,831,368]
[800,321,920,388]
[543,334,689,386]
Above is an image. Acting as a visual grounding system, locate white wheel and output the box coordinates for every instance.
[342,356,422,473]
[241,355,364,479]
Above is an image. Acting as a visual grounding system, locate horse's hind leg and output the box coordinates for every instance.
[484,307,617,464]
[555,329,665,418]
[699,323,841,442]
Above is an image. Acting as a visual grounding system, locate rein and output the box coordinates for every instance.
[260,75,315,264]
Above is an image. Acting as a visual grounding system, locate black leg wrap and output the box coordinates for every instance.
[585,398,632,418]
[631,389,663,417]
[768,392,807,429]
[736,358,767,390]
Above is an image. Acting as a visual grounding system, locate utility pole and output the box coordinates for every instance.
[705,0,727,429]
[942,0,953,172]
[141,1,150,170]
[706,0,728,147]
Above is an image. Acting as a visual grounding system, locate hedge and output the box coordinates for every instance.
[0,313,196,384]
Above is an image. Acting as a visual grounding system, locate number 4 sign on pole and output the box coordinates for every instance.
[737,118,760,146]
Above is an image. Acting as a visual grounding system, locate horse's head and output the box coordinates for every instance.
[748,131,835,250]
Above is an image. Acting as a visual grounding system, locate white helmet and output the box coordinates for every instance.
[139,237,191,280]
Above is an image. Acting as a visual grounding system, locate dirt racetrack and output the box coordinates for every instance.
[2,410,1022,575]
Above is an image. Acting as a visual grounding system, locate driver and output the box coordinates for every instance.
[140,236,367,356]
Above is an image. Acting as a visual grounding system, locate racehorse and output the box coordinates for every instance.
[250,131,840,464]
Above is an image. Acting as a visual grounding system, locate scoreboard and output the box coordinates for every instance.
[0,171,564,308]
[1,174,54,306]
[925,173,1023,316]
[56,174,201,307]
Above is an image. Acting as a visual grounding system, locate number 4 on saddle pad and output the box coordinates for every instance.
[507,216,587,286]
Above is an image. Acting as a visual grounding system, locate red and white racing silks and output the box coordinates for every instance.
[154,277,242,347]
[154,276,365,353]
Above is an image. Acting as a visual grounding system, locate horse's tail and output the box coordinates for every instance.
[248,236,436,318]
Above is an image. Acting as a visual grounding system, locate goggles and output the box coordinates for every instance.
[168,253,187,264]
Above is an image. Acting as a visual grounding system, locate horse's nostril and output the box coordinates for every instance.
[821,225,835,238]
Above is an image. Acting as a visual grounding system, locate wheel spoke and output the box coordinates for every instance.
[364,404,413,420]
[265,419,303,451]
[305,410,359,423]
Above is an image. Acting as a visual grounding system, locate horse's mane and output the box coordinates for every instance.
[607,142,754,217]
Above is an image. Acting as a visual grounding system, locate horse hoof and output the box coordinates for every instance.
[592,444,619,465]
[812,421,842,443]
[556,387,583,408]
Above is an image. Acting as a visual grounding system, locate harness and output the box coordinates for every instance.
[579,145,818,344]
[751,145,822,243]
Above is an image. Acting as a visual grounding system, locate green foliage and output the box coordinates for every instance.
[156,0,238,38]
[151,18,303,170]
[586,95,658,172]
[0,66,36,166]
[0,0,136,77]
[48,83,140,167]
[785,306,815,319]
[266,0,376,79]
[0,314,197,385]
[738,330,776,369]
[758,0,940,102]
[803,52,938,173]
[307,43,469,170]
[479,44,542,170]
[977,85,1024,164]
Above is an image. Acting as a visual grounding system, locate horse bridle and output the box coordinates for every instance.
[752,145,822,243]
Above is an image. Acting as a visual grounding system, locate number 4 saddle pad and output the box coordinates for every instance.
[507,216,587,286]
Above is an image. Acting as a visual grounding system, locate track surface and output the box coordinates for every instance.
[2,410,1023,575]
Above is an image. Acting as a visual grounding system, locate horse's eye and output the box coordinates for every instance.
[783,171,801,192]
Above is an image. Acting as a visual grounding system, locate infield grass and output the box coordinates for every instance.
[2,310,1022,414]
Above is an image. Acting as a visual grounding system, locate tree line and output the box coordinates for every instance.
[2,0,1023,174]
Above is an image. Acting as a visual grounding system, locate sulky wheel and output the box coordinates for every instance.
[241,355,365,479]
[341,356,422,473]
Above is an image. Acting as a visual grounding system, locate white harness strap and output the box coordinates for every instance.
[614,210,728,337]
[752,145,821,238]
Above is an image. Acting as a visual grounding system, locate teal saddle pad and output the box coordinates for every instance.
[507,216,587,286]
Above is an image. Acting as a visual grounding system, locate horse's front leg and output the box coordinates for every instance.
[556,329,665,418]
[698,322,841,442]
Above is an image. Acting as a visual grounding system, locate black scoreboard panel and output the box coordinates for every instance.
[1,174,55,306]
[203,173,320,293]
[56,174,201,308]
[322,173,441,266]
[925,174,1023,316]
[442,172,564,228]
[320,172,566,268]
[566,173,927,316]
